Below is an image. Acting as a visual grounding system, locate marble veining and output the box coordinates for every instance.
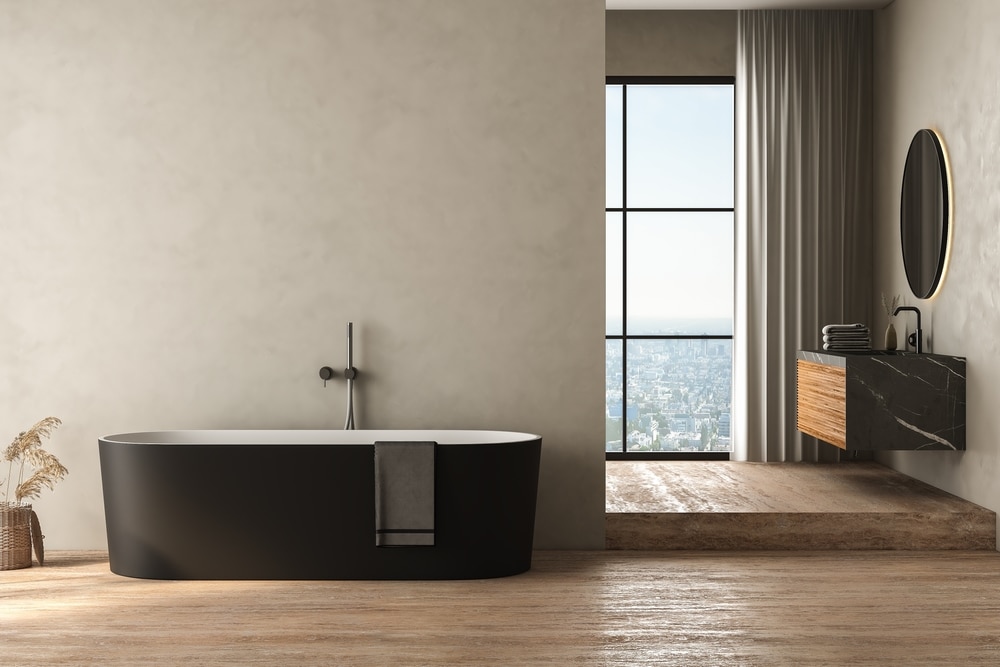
[798,350,966,451]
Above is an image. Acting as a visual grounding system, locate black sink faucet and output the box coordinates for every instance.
[893,306,923,353]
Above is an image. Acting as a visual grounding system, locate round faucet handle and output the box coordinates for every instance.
[319,366,336,384]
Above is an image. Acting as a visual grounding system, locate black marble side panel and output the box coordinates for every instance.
[845,354,965,451]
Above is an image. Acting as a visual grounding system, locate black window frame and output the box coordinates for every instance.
[606,75,735,462]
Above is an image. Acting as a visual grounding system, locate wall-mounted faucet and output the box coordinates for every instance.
[318,322,359,429]
[893,306,923,353]
[343,322,357,430]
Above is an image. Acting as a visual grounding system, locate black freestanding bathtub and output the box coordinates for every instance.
[98,429,541,580]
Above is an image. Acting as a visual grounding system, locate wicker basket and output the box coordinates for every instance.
[1,502,32,571]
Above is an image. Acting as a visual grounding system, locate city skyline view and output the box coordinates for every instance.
[606,81,735,455]
[606,325,732,454]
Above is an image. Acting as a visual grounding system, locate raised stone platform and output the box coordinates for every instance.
[606,461,996,550]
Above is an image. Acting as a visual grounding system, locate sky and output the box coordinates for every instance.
[606,84,734,333]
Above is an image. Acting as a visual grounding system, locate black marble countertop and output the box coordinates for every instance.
[796,349,966,451]
[797,349,965,368]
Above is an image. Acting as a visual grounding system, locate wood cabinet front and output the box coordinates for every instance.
[796,359,847,449]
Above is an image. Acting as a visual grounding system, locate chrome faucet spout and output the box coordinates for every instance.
[893,306,923,353]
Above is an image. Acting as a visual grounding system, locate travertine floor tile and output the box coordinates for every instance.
[606,461,995,550]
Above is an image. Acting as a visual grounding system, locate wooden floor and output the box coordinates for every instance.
[606,461,997,550]
[5,550,1000,665]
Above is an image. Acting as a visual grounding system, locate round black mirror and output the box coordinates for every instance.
[900,129,949,299]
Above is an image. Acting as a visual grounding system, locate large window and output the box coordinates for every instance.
[606,77,735,459]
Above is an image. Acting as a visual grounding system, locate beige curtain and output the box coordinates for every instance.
[734,10,873,462]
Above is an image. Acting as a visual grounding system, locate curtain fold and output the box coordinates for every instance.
[734,10,873,462]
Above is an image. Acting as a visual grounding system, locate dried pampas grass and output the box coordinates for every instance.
[2,417,67,503]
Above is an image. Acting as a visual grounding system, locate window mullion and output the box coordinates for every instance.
[607,78,734,459]
[620,83,628,454]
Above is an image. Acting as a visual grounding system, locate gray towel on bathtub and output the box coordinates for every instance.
[374,441,436,547]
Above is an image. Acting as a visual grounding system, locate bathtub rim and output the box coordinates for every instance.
[99,429,541,447]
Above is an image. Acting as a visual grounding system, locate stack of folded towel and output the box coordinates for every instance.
[822,323,872,351]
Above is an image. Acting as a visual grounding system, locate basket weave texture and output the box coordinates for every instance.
[1,502,32,570]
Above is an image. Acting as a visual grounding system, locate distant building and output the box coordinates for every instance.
[607,403,639,421]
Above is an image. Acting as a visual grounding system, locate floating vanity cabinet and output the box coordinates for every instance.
[796,350,966,451]
[796,357,848,448]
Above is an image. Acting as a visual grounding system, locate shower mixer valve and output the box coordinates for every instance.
[318,365,358,386]
[318,322,358,429]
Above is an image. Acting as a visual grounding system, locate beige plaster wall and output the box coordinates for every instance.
[0,0,606,549]
[606,10,736,77]
[873,0,1000,534]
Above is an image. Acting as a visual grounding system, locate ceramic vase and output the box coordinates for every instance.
[885,322,897,351]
